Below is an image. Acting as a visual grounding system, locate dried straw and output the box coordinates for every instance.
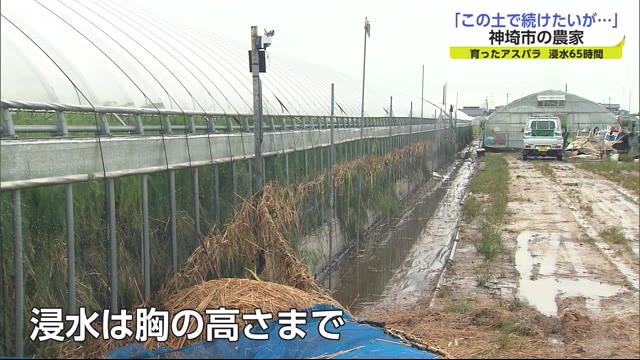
[560,308,592,342]
[148,278,343,350]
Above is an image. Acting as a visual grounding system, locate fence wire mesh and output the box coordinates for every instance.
[0,109,472,356]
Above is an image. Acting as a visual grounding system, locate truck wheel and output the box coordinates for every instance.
[522,153,528,161]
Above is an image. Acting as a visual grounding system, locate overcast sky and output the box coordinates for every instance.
[127,0,639,111]
[2,0,638,115]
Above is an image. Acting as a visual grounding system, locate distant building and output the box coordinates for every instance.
[599,103,620,113]
[483,90,617,149]
[459,106,486,118]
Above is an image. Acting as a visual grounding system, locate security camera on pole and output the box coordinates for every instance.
[360,17,370,152]
[249,26,274,193]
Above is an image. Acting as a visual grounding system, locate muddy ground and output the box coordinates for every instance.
[360,153,639,359]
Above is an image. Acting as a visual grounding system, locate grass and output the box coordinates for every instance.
[444,299,472,314]
[508,295,522,311]
[465,154,509,274]
[599,227,629,245]
[469,154,509,224]
[474,261,495,287]
[580,203,594,216]
[473,305,537,343]
[496,332,527,350]
[435,285,453,298]
[599,227,633,255]
[476,223,506,262]
[469,155,509,196]
[462,196,482,222]
[534,162,556,179]
[497,294,524,312]
[575,158,640,196]
[498,319,537,337]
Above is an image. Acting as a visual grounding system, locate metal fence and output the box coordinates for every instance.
[1,100,440,139]
[0,100,472,356]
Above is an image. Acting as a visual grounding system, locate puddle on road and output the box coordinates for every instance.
[515,231,627,317]
[324,155,476,315]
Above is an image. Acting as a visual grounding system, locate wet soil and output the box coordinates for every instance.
[328,152,476,314]
[353,153,639,358]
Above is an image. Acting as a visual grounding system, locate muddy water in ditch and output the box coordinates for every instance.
[324,154,476,315]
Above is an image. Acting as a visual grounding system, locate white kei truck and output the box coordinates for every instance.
[521,116,564,161]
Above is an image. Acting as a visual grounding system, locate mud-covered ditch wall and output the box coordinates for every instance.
[0,125,472,356]
[299,128,469,278]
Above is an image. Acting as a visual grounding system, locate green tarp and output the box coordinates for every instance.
[531,129,555,137]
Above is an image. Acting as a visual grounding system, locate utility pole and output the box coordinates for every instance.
[455,92,459,127]
[449,105,454,129]
[247,27,274,193]
[421,65,424,118]
[356,17,370,258]
[443,83,447,129]
[360,17,371,152]
[251,26,264,193]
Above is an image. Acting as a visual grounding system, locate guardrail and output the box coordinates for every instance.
[0,100,472,138]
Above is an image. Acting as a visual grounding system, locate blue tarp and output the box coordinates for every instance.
[107,305,441,359]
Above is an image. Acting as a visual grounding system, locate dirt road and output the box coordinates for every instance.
[362,153,639,358]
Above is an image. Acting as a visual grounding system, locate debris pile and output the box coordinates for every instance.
[564,127,625,160]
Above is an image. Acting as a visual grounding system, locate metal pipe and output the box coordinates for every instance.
[421,65,425,118]
[135,114,144,135]
[65,184,76,313]
[55,111,68,136]
[2,108,16,138]
[285,153,289,183]
[13,125,58,133]
[169,170,177,274]
[99,114,111,136]
[304,150,309,177]
[107,178,117,310]
[141,175,150,302]
[232,162,238,209]
[14,190,24,357]
[214,165,220,227]
[248,161,253,195]
[193,168,200,241]
[328,84,335,289]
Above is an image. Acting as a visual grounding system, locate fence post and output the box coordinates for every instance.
[107,178,118,310]
[55,111,68,137]
[207,116,216,134]
[14,190,24,357]
[193,168,201,241]
[169,171,178,275]
[141,175,150,302]
[99,114,111,136]
[328,83,336,288]
[65,184,76,313]
[214,165,220,227]
[134,114,144,135]
[187,115,196,134]
[2,108,16,138]
[162,115,173,135]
